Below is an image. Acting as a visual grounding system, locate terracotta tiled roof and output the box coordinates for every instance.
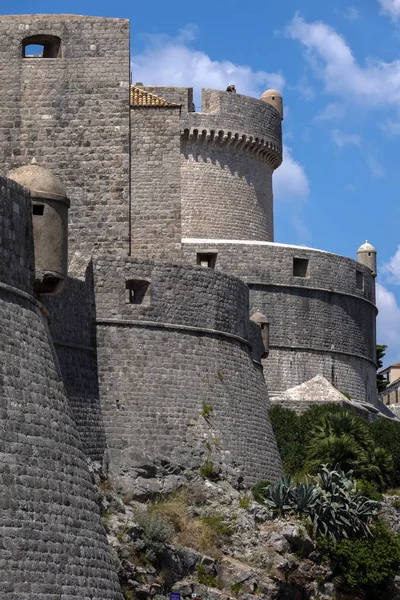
[130,86,180,108]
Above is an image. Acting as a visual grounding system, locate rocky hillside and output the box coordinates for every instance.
[87,461,400,600]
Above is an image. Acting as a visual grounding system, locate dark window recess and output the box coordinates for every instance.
[35,276,61,295]
[125,279,150,305]
[22,35,61,58]
[32,204,44,215]
[293,257,309,278]
[356,270,364,290]
[197,253,217,268]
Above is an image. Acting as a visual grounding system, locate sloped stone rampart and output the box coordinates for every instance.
[93,257,283,486]
[0,181,122,598]
[44,265,107,463]
[182,242,377,403]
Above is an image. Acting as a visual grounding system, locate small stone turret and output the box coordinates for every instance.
[250,311,270,358]
[7,163,70,295]
[261,89,283,119]
[357,240,377,277]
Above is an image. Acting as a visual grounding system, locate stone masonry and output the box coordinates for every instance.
[0,12,392,597]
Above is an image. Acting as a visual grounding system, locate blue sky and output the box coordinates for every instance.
[3,0,400,365]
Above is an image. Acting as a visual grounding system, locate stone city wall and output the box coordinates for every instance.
[130,106,182,261]
[182,241,377,402]
[0,177,33,293]
[44,264,107,463]
[0,15,130,262]
[0,184,122,598]
[93,257,283,487]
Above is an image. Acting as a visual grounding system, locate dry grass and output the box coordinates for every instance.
[148,489,189,532]
[146,487,229,559]
[174,518,221,558]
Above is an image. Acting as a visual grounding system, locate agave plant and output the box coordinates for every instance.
[263,475,294,515]
[291,479,319,514]
[309,465,380,544]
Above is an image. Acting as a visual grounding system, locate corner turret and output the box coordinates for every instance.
[7,163,70,295]
[357,240,377,277]
[261,89,283,120]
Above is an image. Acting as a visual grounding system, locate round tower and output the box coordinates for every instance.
[181,88,282,242]
[260,88,283,120]
[357,240,377,277]
[8,163,70,295]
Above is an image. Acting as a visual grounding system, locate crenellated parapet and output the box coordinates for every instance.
[182,127,282,170]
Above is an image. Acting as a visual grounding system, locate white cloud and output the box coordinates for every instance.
[331,129,361,147]
[343,6,360,21]
[273,145,311,242]
[274,145,310,201]
[286,14,400,109]
[366,156,385,178]
[376,282,400,362]
[381,119,400,135]
[382,244,400,283]
[314,103,345,122]
[132,27,285,107]
[378,0,400,21]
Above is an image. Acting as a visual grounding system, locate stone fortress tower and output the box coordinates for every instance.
[0,12,394,597]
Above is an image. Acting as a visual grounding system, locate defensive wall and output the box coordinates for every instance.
[0,15,131,262]
[43,267,107,463]
[0,177,122,598]
[92,257,283,489]
[130,97,182,262]
[182,240,377,403]
[130,86,282,262]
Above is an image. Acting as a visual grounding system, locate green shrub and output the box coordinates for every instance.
[269,406,305,473]
[197,563,217,587]
[370,418,400,486]
[200,460,219,481]
[133,511,174,563]
[319,520,400,595]
[239,494,251,509]
[202,401,213,418]
[251,480,271,504]
[269,403,349,475]
[230,582,242,595]
[200,512,235,537]
[270,404,397,491]
[356,479,383,502]
[304,408,392,490]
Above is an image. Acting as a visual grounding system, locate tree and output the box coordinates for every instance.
[376,344,388,393]
[305,410,393,489]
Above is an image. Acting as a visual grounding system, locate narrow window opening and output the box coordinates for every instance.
[293,257,309,278]
[197,253,217,269]
[22,35,61,58]
[125,279,150,306]
[32,204,44,215]
[356,270,364,290]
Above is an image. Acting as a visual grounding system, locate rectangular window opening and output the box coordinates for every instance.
[32,204,44,215]
[125,279,150,306]
[356,270,364,291]
[293,257,309,278]
[197,253,217,269]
